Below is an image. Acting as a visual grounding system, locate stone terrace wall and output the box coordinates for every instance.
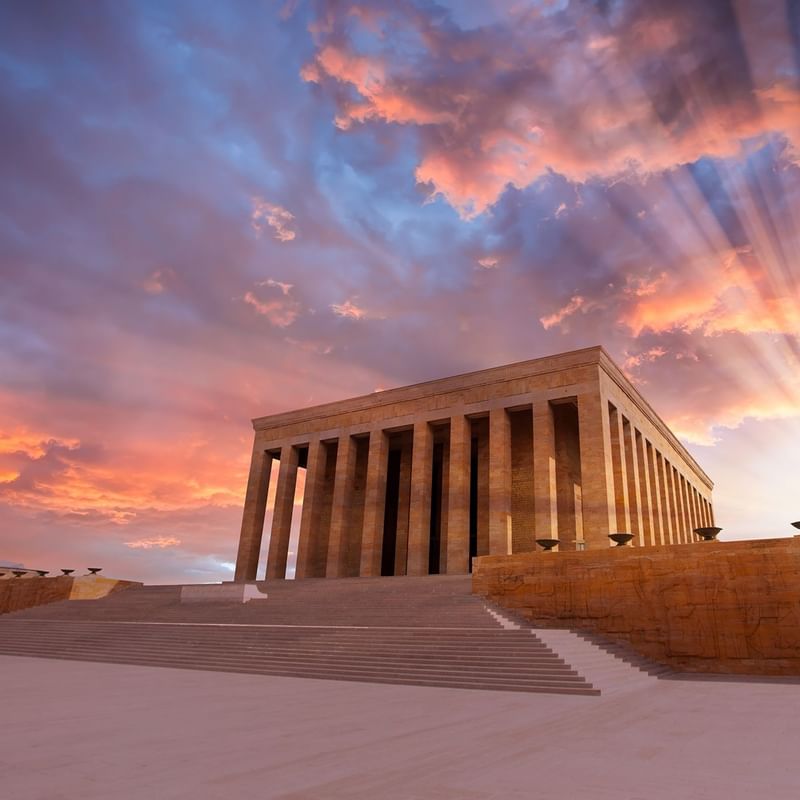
[473,538,800,675]
[0,576,141,616]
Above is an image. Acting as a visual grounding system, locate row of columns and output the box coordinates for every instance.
[607,402,713,546]
[234,392,713,580]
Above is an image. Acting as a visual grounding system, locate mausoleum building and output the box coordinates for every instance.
[234,346,714,580]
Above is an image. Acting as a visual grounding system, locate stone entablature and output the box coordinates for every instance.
[235,346,714,581]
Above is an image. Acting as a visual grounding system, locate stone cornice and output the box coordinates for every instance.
[250,344,713,490]
[252,346,604,430]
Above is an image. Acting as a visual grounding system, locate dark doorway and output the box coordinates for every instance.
[468,436,478,571]
[428,442,445,574]
[381,449,402,576]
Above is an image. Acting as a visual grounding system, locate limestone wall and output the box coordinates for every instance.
[0,575,141,615]
[472,538,800,675]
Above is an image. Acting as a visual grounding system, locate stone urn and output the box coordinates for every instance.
[694,526,722,541]
[791,521,800,531]
[12,570,26,578]
[36,570,49,577]
[61,569,75,576]
[609,533,634,547]
[87,567,102,575]
[536,538,561,551]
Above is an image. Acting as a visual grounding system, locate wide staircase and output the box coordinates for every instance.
[0,576,599,696]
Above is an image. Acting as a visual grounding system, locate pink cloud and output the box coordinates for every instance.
[142,268,176,295]
[125,536,182,549]
[303,5,800,218]
[243,285,300,327]
[540,295,591,330]
[251,197,296,242]
[330,298,381,320]
[303,44,455,131]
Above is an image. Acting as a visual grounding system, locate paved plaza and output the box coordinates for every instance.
[3,655,799,799]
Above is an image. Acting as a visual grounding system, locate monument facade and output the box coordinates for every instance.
[234,346,714,580]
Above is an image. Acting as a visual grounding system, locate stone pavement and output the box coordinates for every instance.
[2,655,799,799]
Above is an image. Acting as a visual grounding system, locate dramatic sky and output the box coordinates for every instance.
[1,0,799,583]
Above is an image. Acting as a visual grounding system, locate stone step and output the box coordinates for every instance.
[0,576,608,696]
[0,636,566,668]
[0,651,597,695]
[0,643,584,682]
[0,619,546,640]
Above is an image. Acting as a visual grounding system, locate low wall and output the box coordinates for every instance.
[0,575,141,615]
[472,537,800,675]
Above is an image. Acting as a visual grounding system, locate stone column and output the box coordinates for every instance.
[671,467,684,543]
[636,432,656,546]
[657,453,674,544]
[234,443,273,582]
[407,420,434,576]
[394,439,412,575]
[665,462,679,543]
[689,485,700,539]
[577,391,616,548]
[266,445,299,579]
[647,443,665,545]
[295,438,326,578]
[672,466,685,542]
[622,419,644,545]
[609,405,631,535]
[678,474,690,543]
[488,407,512,555]
[532,399,558,540]
[360,429,389,577]
[446,414,471,574]
[326,433,357,578]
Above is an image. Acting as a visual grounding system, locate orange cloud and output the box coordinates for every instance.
[0,426,249,525]
[623,346,667,372]
[620,249,800,338]
[540,295,591,330]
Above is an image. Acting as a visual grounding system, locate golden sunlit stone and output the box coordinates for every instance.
[234,346,714,581]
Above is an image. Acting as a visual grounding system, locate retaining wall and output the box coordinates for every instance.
[0,576,141,616]
[472,537,800,675]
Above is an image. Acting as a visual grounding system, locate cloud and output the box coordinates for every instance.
[251,197,296,242]
[619,248,800,338]
[125,536,182,549]
[0,424,248,526]
[477,256,499,269]
[623,346,667,372]
[540,295,591,330]
[303,1,800,218]
[259,278,293,295]
[243,282,301,327]
[142,268,175,295]
[330,298,377,320]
